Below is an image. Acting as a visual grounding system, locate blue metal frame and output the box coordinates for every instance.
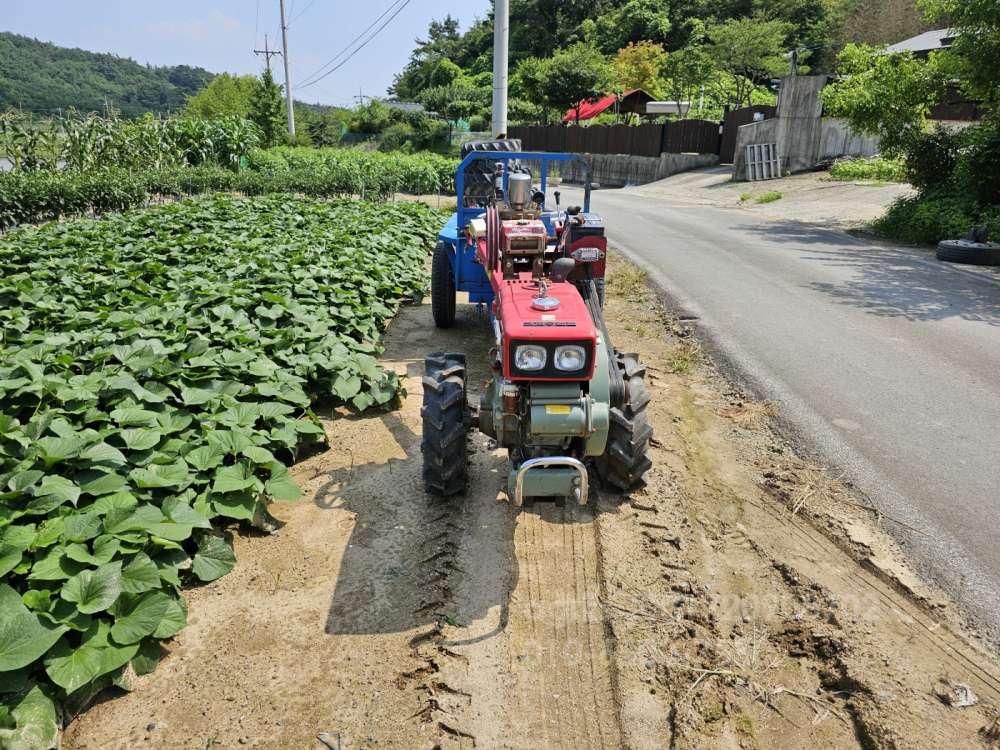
[437,152,594,305]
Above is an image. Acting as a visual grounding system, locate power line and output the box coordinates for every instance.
[297,0,411,90]
[289,0,320,26]
[253,0,261,47]
[297,0,404,87]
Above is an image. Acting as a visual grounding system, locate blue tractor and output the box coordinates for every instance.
[430,140,599,327]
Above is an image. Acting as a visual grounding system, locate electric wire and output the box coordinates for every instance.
[296,0,411,89]
[296,0,405,87]
[289,0,320,25]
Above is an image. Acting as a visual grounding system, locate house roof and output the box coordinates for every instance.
[562,89,653,123]
[885,28,957,54]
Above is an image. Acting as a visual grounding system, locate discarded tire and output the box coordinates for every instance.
[936,239,1000,266]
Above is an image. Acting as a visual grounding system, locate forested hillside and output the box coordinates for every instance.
[0,32,214,118]
[392,0,934,125]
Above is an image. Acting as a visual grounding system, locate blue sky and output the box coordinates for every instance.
[4,1,491,106]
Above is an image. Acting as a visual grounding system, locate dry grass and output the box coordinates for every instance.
[719,400,779,431]
[660,623,845,727]
[786,465,846,517]
[607,253,649,300]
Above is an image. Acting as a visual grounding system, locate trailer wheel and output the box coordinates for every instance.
[421,352,468,497]
[431,242,456,328]
[596,352,653,493]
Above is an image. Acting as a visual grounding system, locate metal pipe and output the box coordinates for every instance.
[513,456,589,507]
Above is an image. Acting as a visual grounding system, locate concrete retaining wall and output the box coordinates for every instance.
[732,75,882,181]
[817,119,880,162]
[559,152,720,188]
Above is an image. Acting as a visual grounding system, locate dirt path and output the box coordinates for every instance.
[65,258,1000,750]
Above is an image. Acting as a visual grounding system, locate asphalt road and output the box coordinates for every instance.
[565,185,1000,643]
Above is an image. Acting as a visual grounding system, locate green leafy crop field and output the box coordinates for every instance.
[0,194,442,744]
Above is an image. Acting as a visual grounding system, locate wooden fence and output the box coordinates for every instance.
[509,119,722,158]
[720,106,778,162]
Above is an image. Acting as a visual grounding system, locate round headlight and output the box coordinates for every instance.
[554,345,586,371]
[515,345,547,371]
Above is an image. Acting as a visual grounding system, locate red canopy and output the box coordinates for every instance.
[562,89,652,123]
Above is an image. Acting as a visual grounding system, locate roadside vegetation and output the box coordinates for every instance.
[823,0,999,244]
[0,193,442,745]
[827,156,907,183]
[0,111,458,228]
[740,190,783,205]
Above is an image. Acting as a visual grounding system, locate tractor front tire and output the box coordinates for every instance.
[421,352,468,497]
[431,242,456,328]
[596,352,653,493]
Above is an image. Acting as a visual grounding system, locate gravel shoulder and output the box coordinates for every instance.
[63,256,1000,750]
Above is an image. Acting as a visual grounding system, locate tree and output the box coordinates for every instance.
[249,68,286,147]
[706,18,791,108]
[418,76,490,121]
[661,40,716,117]
[614,41,667,96]
[751,0,840,71]
[390,16,462,99]
[534,44,613,123]
[921,0,1000,107]
[184,73,259,118]
[822,44,948,154]
[838,0,934,47]
[587,0,673,54]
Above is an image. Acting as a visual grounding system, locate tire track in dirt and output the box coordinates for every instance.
[435,498,623,750]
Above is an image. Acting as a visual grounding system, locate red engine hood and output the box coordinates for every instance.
[497,276,598,381]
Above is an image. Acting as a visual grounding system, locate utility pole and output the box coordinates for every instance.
[491,0,509,137]
[279,0,296,136]
[253,33,282,74]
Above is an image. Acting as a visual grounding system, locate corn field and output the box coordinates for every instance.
[0,112,261,172]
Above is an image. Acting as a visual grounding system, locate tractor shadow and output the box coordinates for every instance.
[320,301,624,640]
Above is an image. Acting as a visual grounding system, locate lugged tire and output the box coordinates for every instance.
[431,241,456,328]
[421,352,468,496]
[936,239,1000,266]
[596,351,653,492]
[575,278,606,308]
[460,138,528,204]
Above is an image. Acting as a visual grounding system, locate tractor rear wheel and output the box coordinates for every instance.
[596,351,653,492]
[421,352,468,496]
[431,242,456,328]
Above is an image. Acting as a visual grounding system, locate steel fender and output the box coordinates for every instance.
[584,331,611,457]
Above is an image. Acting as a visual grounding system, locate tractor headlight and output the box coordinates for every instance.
[554,345,586,372]
[514,345,547,371]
